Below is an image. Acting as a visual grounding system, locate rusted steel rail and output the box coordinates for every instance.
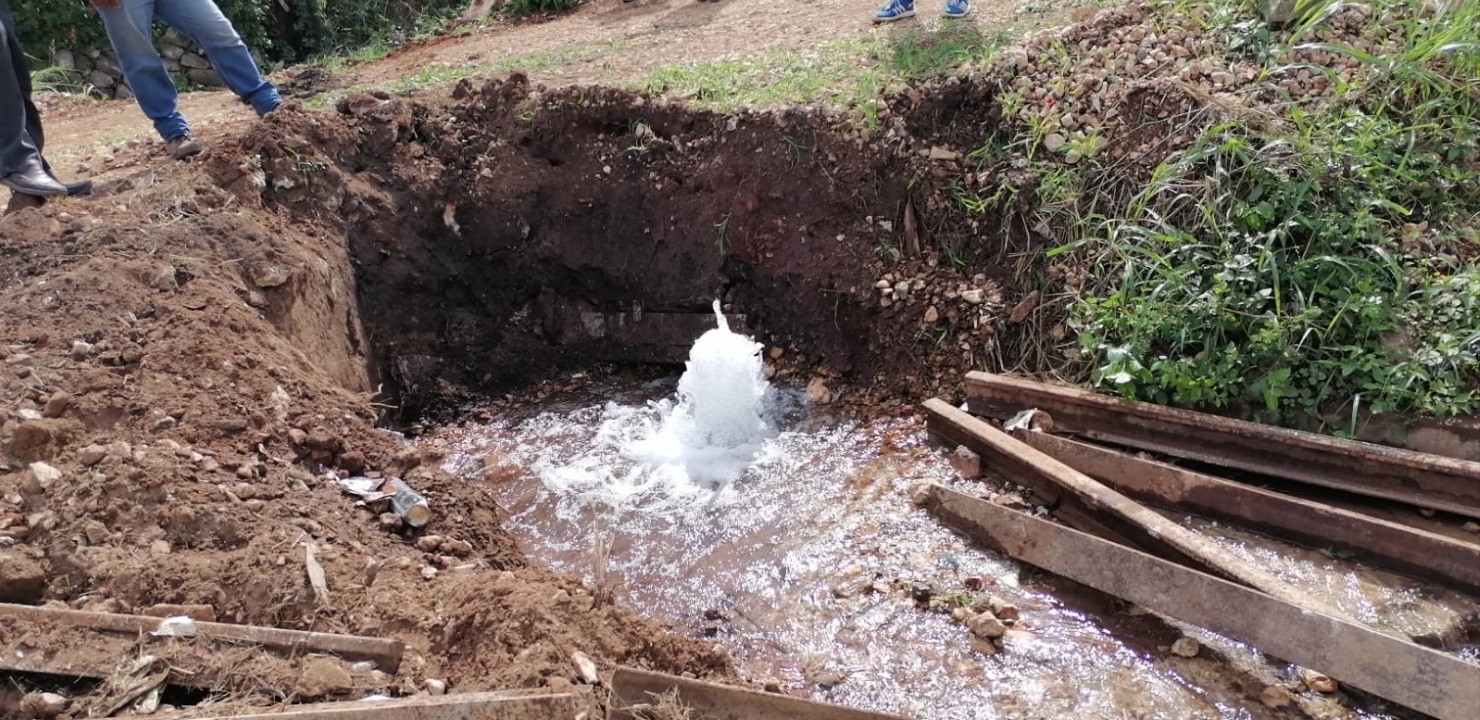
[1012,430,1480,595]
[610,667,910,720]
[926,485,1480,720]
[963,371,1480,518]
[924,399,1345,618]
[201,689,590,719]
[0,603,404,673]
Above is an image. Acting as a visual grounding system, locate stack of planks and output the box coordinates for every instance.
[922,371,1480,720]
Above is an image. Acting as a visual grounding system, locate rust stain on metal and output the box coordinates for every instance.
[610,667,909,720]
[924,399,1346,619]
[1016,430,1480,595]
[925,485,1480,720]
[964,371,1480,518]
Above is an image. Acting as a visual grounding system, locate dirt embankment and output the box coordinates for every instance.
[0,57,1026,712]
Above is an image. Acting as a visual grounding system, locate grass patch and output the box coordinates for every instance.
[309,39,625,108]
[992,0,1480,428]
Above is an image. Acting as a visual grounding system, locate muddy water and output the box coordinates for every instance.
[428,381,1476,720]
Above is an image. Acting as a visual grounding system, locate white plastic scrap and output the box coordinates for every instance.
[150,616,198,638]
[1003,408,1043,432]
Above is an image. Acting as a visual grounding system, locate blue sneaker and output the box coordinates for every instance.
[943,0,970,18]
[874,0,916,22]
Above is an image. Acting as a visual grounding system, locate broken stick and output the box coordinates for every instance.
[203,688,590,720]
[964,371,1480,518]
[924,399,1347,618]
[1013,430,1480,595]
[0,603,403,673]
[925,485,1480,720]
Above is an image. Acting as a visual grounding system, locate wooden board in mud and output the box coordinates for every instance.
[610,667,911,720]
[963,371,1480,518]
[925,485,1480,720]
[191,689,590,719]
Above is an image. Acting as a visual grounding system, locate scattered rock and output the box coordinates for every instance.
[77,443,108,467]
[807,668,847,688]
[9,419,82,462]
[425,678,447,695]
[41,391,71,419]
[806,376,833,404]
[928,146,961,161]
[1299,668,1338,693]
[337,450,367,474]
[1259,686,1294,708]
[298,657,354,696]
[1044,133,1067,152]
[1463,521,1479,534]
[149,539,172,555]
[924,306,940,323]
[1170,636,1200,658]
[949,445,981,479]
[967,610,1007,639]
[571,650,599,684]
[28,462,63,490]
[1006,291,1041,324]
[415,535,444,553]
[0,551,47,604]
[70,341,93,360]
[987,595,1020,622]
[420,565,438,581]
[19,692,67,717]
[961,289,985,305]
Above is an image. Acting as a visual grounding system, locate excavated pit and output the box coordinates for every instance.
[209,73,1018,425]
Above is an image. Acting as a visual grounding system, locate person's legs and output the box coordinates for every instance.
[97,0,192,142]
[0,1,66,195]
[156,0,280,117]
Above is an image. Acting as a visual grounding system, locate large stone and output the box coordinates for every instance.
[8,419,82,462]
[0,552,47,604]
[87,69,116,90]
[186,68,223,88]
[1262,0,1299,24]
[180,52,211,70]
[52,49,75,70]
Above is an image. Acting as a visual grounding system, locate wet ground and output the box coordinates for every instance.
[424,379,1478,719]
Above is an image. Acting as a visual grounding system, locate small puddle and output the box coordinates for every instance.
[423,309,1477,719]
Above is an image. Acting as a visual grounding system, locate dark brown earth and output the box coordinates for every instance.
[0,62,1025,715]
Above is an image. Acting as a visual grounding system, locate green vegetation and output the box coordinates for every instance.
[630,24,1013,112]
[979,0,1480,429]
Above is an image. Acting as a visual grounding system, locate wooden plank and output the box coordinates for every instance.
[923,399,1346,618]
[925,485,1480,720]
[1014,430,1480,595]
[964,371,1480,518]
[191,689,590,719]
[0,604,403,673]
[609,667,909,720]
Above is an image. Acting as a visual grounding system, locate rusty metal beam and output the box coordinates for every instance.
[926,485,1480,720]
[0,604,404,673]
[963,371,1480,518]
[923,399,1346,618]
[609,667,908,720]
[196,689,590,719]
[1014,430,1480,595]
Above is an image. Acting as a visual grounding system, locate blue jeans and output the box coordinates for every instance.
[96,0,281,141]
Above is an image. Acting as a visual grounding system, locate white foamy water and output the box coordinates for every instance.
[533,300,784,514]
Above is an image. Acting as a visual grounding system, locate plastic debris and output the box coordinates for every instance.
[334,474,432,527]
[150,616,197,638]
